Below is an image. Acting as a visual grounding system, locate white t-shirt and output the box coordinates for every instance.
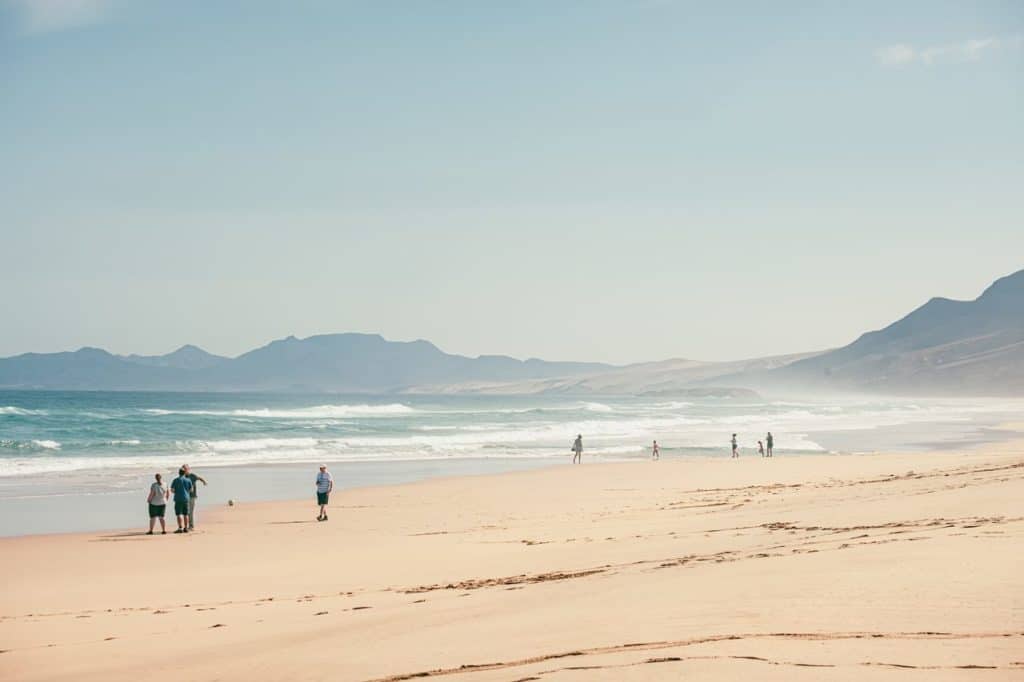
[149,482,167,504]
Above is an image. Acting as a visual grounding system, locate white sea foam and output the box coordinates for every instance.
[581,402,614,413]
[190,437,321,452]
[0,406,45,416]
[145,404,416,419]
[32,440,61,450]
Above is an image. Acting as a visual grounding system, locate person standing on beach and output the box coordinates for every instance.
[146,473,169,535]
[766,432,774,457]
[652,440,660,460]
[183,464,207,531]
[316,465,333,521]
[758,440,765,457]
[170,467,193,533]
[731,434,739,458]
[572,435,583,464]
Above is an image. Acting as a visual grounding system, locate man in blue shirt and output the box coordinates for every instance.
[170,467,193,534]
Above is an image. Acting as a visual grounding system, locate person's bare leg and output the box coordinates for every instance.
[149,517,155,533]
[159,517,166,533]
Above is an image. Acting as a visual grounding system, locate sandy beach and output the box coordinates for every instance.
[2,444,1022,681]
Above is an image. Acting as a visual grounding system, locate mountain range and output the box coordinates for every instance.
[0,334,610,393]
[1,268,1021,396]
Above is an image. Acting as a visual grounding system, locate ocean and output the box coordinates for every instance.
[1,390,1020,535]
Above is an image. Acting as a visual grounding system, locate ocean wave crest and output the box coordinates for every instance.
[0,439,61,451]
[0,406,46,416]
[145,403,415,419]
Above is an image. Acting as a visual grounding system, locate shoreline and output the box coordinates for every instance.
[3,419,1022,539]
[2,443,1022,680]
[0,455,569,538]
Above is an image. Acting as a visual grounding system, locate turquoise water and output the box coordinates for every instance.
[2,390,1019,478]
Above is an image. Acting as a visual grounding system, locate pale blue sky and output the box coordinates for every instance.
[1,1,1022,364]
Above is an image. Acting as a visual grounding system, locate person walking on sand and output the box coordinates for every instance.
[146,473,169,535]
[758,440,765,457]
[170,467,193,533]
[183,464,207,531]
[652,440,660,460]
[572,434,583,464]
[731,434,739,458]
[766,431,774,458]
[316,465,333,521]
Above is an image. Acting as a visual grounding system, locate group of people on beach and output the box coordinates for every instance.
[145,464,206,534]
[732,432,774,458]
[145,463,336,530]
[146,434,777,531]
[571,432,776,463]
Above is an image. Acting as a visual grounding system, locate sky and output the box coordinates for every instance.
[1,1,1022,365]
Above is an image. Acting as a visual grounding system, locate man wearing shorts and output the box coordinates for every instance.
[170,467,193,533]
[316,465,333,522]
[183,464,207,531]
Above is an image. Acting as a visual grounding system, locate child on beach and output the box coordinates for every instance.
[652,440,660,460]
[731,434,738,458]
[758,441,765,457]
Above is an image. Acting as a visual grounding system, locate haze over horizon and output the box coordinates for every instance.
[2,1,1022,364]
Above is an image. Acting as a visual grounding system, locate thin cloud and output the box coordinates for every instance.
[875,36,1019,67]
[9,0,114,34]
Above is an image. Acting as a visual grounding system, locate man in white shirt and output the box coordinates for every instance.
[316,465,334,522]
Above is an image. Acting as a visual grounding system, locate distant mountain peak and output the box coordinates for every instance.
[773,267,1024,395]
[979,267,1024,300]
[119,344,227,370]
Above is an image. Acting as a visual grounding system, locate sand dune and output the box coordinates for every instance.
[2,445,1022,681]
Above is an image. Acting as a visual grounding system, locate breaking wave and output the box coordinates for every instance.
[145,403,416,419]
[0,406,46,416]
